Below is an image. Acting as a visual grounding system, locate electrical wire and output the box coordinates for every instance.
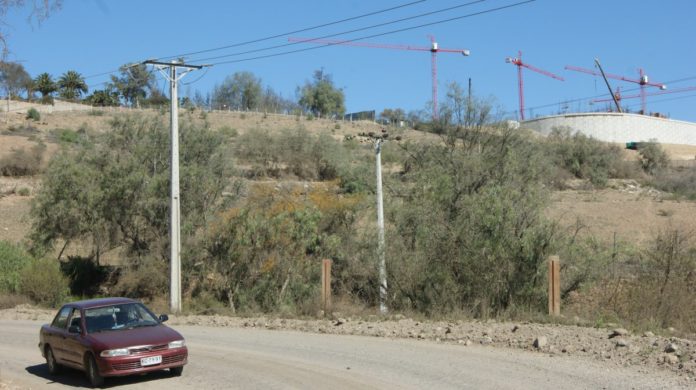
[187,0,489,63]
[208,0,535,66]
[156,0,428,61]
[518,74,696,116]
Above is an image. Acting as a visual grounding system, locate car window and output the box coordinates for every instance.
[68,308,82,330]
[51,306,72,329]
[85,303,159,333]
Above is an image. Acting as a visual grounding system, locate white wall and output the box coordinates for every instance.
[521,113,696,145]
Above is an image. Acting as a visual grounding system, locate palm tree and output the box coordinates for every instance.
[58,70,88,101]
[34,72,57,99]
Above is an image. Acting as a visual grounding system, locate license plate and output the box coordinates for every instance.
[140,355,162,366]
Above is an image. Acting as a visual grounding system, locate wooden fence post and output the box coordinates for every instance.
[548,255,560,316]
[321,259,332,314]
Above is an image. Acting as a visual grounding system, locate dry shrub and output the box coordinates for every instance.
[652,165,696,200]
[112,257,169,301]
[621,230,696,332]
[567,229,696,333]
[0,144,45,176]
[0,294,30,309]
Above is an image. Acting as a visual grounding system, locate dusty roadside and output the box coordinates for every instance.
[2,304,694,387]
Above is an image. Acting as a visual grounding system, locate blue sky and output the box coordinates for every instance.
[6,0,696,121]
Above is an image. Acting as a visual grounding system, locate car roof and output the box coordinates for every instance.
[64,297,139,310]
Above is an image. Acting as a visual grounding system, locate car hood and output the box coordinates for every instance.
[88,325,183,349]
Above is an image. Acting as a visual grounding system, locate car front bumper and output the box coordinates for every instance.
[97,347,188,377]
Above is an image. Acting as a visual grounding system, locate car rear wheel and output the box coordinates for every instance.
[46,346,60,375]
[85,354,104,388]
[170,366,184,376]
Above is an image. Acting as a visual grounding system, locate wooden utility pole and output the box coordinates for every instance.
[321,259,332,313]
[548,255,561,316]
[143,60,208,313]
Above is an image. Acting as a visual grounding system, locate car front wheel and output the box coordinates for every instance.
[170,366,184,376]
[85,354,104,387]
[46,346,60,375]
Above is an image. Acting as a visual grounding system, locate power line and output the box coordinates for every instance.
[209,0,536,66]
[189,0,490,63]
[156,0,428,61]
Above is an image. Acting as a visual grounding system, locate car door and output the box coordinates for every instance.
[61,308,86,367]
[45,306,71,363]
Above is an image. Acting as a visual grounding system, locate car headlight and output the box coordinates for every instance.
[100,348,129,357]
[168,340,185,349]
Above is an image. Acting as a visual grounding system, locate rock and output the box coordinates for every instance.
[512,325,520,333]
[533,336,548,349]
[483,328,492,336]
[334,318,346,326]
[643,331,654,338]
[609,328,629,339]
[665,343,679,353]
[668,327,676,333]
[562,345,575,353]
[481,336,492,345]
[664,355,680,365]
[615,338,630,348]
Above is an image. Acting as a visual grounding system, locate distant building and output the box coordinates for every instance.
[522,112,696,146]
[344,110,375,122]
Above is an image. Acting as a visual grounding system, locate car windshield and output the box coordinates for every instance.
[85,303,159,333]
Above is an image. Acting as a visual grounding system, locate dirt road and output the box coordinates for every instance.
[0,319,689,389]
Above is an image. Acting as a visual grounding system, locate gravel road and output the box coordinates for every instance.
[0,319,690,389]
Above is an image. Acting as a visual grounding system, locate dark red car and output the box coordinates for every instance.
[38,297,188,387]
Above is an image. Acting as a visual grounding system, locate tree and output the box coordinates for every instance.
[34,72,56,103]
[0,1,61,57]
[0,61,30,99]
[57,70,87,100]
[212,71,262,111]
[110,64,154,107]
[30,114,233,265]
[388,99,555,315]
[379,108,406,125]
[84,87,119,107]
[298,69,345,118]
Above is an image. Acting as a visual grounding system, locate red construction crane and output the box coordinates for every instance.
[505,51,564,121]
[289,36,470,120]
[565,64,667,114]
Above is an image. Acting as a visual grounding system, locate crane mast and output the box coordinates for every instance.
[289,36,470,120]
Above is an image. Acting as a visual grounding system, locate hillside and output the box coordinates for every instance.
[3,106,696,249]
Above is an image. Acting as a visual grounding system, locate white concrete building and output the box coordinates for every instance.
[521,112,696,146]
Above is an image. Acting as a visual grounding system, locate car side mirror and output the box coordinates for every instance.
[68,325,82,334]
[159,314,169,323]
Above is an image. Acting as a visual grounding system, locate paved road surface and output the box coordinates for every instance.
[0,320,686,389]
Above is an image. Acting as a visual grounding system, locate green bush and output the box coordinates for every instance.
[218,126,238,138]
[17,187,30,196]
[19,258,69,307]
[637,140,669,175]
[26,108,40,121]
[383,124,555,316]
[54,128,79,143]
[0,241,33,294]
[546,127,623,187]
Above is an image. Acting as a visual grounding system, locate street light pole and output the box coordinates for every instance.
[375,138,387,314]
